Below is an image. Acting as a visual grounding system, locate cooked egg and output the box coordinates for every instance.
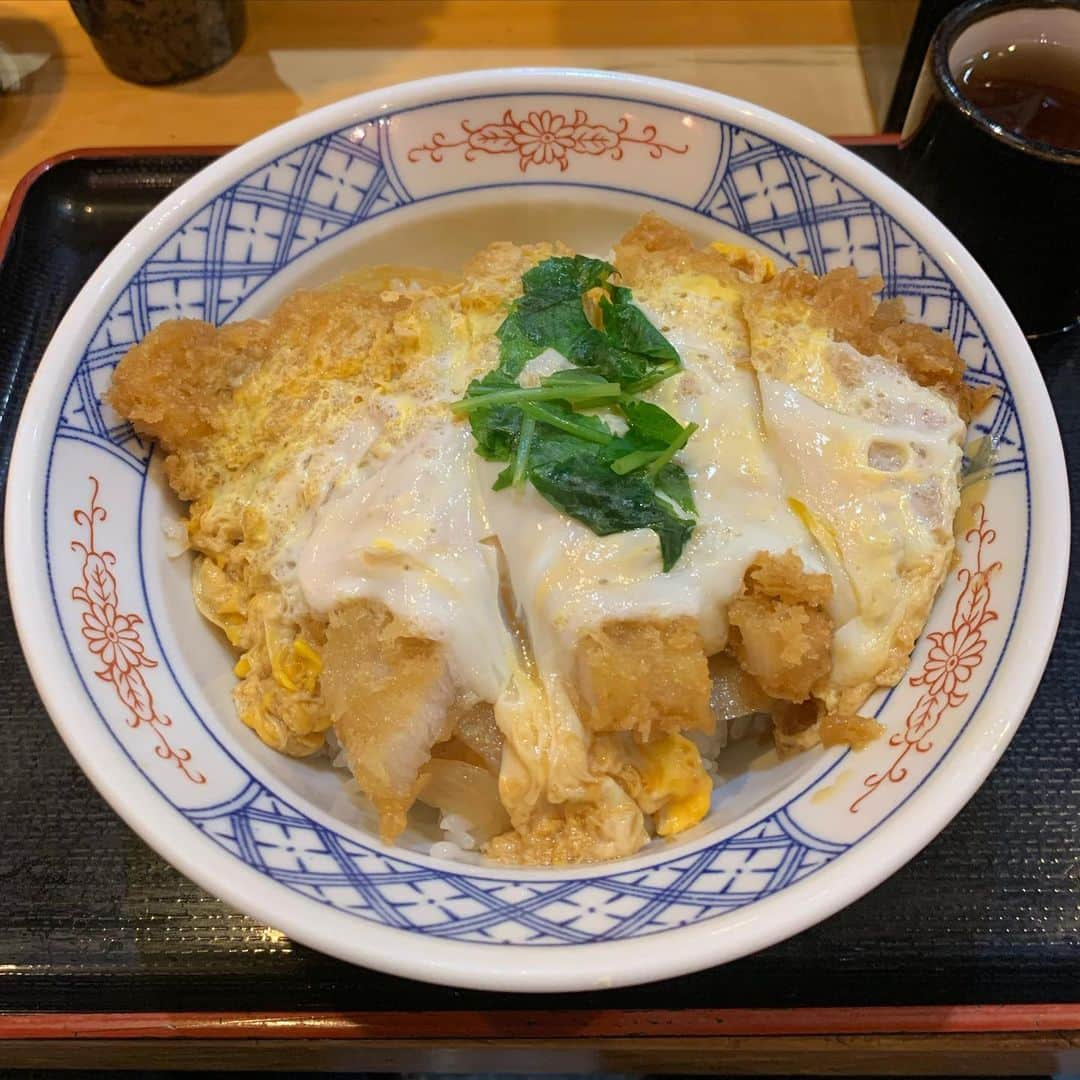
[746,306,965,711]
[296,420,515,705]
[107,214,971,866]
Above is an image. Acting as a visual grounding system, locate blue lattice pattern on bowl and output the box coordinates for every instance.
[187,779,847,943]
[35,86,1037,957]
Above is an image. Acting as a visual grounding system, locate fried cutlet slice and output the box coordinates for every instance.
[743,269,967,718]
[726,552,834,756]
[728,551,833,705]
[321,599,459,842]
[108,280,476,765]
[108,282,432,502]
[574,617,714,742]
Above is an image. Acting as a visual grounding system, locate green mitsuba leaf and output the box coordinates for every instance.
[529,455,695,572]
[520,255,614,296]
[619,399,686,445]
[465,370,521,461]
[600,287,680,364]
[654,463,696,516]
[495,316,546,376]
[496,255,680,386]
[495,256,614,377]
[455,255,699,570]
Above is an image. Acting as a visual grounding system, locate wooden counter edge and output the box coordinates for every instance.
[6,1001,1080,1076]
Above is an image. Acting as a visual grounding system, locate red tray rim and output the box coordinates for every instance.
[2,1004,1080,1039]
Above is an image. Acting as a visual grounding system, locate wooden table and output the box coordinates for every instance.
[0,0,875,208]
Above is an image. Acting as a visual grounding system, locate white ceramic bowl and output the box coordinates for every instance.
[5,69,1068,992]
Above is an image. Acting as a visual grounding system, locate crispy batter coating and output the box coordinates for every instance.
[614,213,761,286]
[321,600,457,842]
[728,552,833,704]
[108,318,270,501]
[574,617,714,742]
[754,265,991,421]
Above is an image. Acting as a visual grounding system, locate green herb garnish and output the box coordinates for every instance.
[491,257,681,384]
[530,456,694,574]
[453,255,698,571]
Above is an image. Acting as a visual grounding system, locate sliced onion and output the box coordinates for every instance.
[416,759,509,840]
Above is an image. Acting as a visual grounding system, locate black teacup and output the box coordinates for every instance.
[900,0,1080,337]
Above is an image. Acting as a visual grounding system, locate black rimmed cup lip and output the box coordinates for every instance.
[930,0,1080,165]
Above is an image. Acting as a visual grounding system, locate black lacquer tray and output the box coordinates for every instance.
[0,144,1077,1072]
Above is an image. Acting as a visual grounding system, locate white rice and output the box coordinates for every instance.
[440,812,479,850]
[692,713,771,777]
[431,814,485,864]
[429,840,484,864]
[160,516,189,558]
[324,727,350,770]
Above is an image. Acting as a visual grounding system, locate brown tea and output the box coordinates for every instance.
[956,39,1080,151]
